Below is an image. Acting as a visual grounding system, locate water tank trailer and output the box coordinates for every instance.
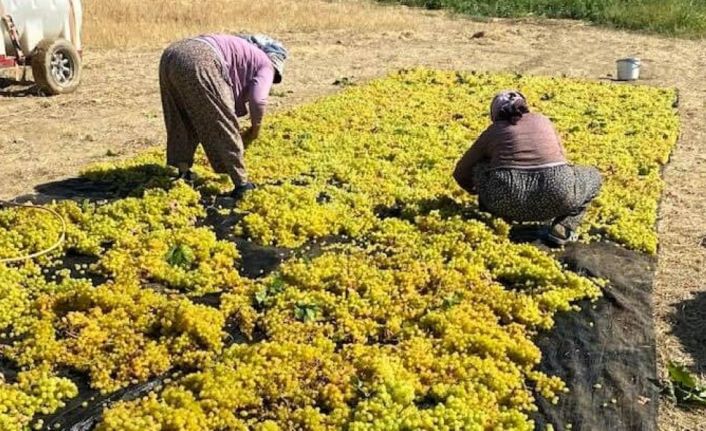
[0,0,83,95]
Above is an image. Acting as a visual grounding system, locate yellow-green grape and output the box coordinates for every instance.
[0,205,64,264]
[220,280,259,339]
[97,226,243,295]
[54,182,205,255]
[235,181,375,248]
[0,69,677,430]
[96,210,599,429]
[7,278,228,394]
[0,263,30,331]
[0,367,77,431]
[238,69,677,253]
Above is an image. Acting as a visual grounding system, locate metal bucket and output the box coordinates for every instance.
[616,57,641,81]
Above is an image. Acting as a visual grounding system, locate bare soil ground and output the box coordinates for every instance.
[0,2,705,429]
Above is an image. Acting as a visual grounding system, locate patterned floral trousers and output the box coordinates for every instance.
[475,164,603,231]
[159,39,248,186]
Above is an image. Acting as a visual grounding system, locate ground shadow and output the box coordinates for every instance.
[0,76,41,97]
[508,224,555,248]
[201,204,345,279]
[375,196,562,248]
[233,237,293,279]
[374,195,489,223]
[670,292,706,375]
[0,347,21,384]
[13,163,176,204]
[17,163,300,282]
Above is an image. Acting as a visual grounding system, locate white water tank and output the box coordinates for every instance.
[0,0,82,56]
[0,0,83,94]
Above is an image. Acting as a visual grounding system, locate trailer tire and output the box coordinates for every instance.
[31,38,81,95]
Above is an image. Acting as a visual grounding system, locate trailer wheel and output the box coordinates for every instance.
[31,38,82,95]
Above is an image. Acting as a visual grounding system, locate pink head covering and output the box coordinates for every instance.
[490,90,527,122]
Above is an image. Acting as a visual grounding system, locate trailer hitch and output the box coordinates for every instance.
[2,14,26,65]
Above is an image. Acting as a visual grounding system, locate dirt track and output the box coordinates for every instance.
[1,9,705,430]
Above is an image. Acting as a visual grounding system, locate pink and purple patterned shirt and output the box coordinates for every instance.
[196,34,275,126]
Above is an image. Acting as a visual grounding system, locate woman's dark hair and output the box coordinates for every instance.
[497,93,530,125]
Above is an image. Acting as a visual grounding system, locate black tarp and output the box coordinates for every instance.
[4,180,661,431]
[534,242,659,431]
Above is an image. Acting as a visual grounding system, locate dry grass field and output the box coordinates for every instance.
[83,0,416,48]
[1,0,705,429]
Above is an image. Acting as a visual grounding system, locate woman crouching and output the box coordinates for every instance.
[453,90,602,245]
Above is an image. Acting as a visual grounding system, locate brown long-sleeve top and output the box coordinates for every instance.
[453,113,567,193]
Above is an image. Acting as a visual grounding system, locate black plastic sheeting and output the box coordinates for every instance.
[5,180,661,431]
[38,373,172,431]
[534,242,659,431]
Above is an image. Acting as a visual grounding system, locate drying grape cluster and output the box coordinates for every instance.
[0,69,678,430]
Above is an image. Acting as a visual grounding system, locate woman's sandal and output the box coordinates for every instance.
[545,224,578,246]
